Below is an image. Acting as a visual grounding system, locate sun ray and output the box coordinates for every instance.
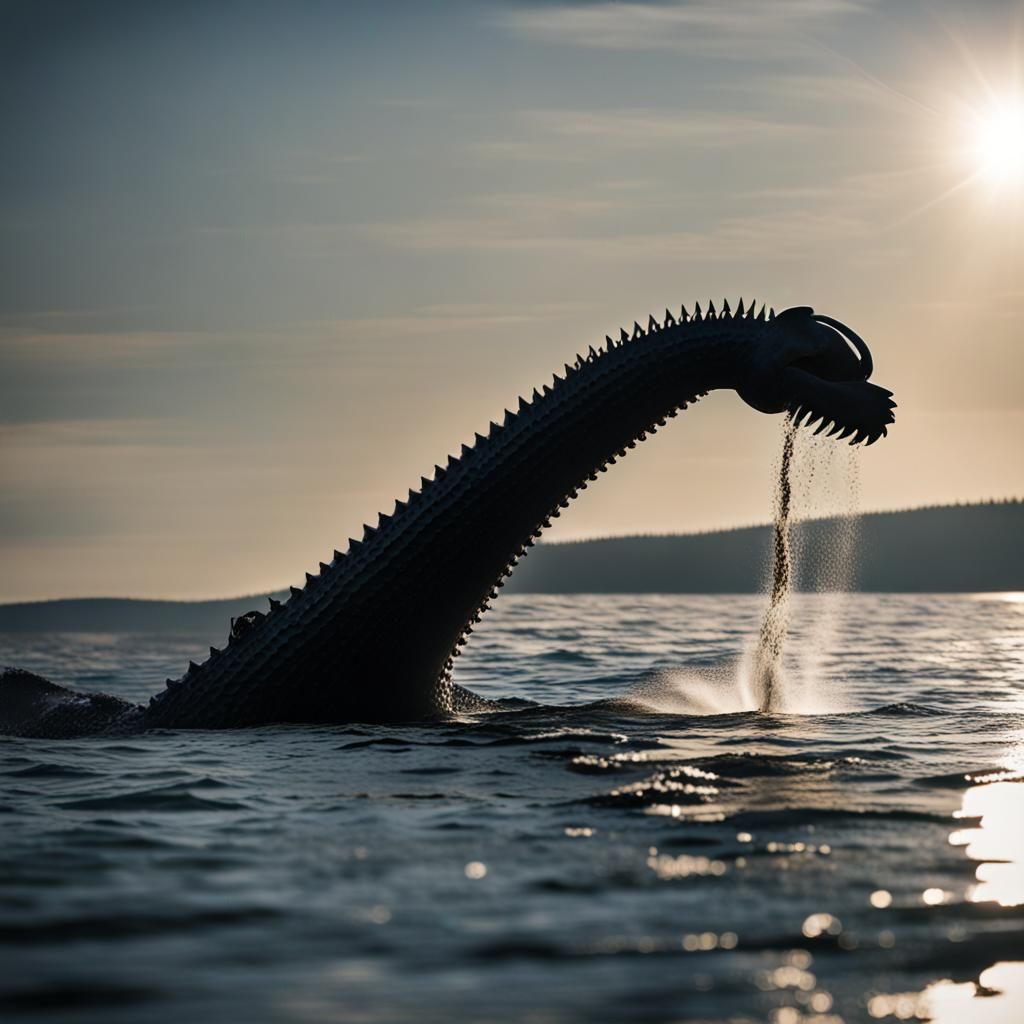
[888,168,988,229]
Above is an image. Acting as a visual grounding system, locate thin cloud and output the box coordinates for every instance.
[0,418,186,450]
[470,108,810,163]
[0,329,235,367]
[360,207,871,261]
[526,108,808,147]
[738,168,927,205]
[737,72,923,113]
[500,1,874,57]
[301,303,591,342]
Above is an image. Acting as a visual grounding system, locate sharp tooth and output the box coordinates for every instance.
[852,429,868,444]
[736,298,746,317]
[814,419,831,435]
[866,431,881,446]
[837,425,855,439]
[680,304,690,322]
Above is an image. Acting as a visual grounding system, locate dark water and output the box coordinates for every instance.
[1,593,1023,1023]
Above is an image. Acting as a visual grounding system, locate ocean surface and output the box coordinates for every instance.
[1,593,1022,1023]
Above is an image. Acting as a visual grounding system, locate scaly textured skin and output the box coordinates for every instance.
[0,300,895,737]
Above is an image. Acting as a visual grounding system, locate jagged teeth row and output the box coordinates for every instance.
[789,404,888,446]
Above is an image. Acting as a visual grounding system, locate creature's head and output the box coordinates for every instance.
[736,306,895,444]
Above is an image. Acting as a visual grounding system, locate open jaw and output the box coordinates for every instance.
[782,314,897,446]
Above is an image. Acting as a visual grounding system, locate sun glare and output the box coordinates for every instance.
[967,95,1024,188]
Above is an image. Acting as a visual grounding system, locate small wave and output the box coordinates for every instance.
[0,982,161,1012]
[727,806,954,827]
[489,728,631,748]
[685,752,847,779]
[57,783,248,813]
[0,906,283,945]
[65,830,177,851]
[865,702,947,716]
[9,762,104,779]
[540,648,597,664]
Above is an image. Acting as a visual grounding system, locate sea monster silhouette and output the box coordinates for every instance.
[0,302,895,737]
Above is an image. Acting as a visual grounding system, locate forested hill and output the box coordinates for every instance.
[504,500,1022,594]
[0,502,1019,633]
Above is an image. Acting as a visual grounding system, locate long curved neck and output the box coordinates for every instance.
[414,317,746,674]
[146,307,764,727]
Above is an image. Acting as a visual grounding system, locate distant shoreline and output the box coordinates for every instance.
[0,501,1020,634]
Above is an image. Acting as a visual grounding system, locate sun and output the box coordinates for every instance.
[966,95,1024,188]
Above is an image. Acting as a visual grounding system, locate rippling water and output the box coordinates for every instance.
[2,593,1022,1023]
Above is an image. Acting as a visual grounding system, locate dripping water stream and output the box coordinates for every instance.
[755,422,796,713]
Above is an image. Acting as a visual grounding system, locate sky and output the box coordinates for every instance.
[1,0,1022,601]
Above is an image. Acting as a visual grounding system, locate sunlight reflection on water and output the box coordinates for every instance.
[868,963,1024,1023]
[951,779,1024,908]
[870,761,1024,1023]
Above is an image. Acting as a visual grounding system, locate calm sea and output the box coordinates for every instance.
[1,593,1022,1023]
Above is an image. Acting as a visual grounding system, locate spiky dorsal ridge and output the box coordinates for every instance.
[162,298,765,698]
[441,383,711,683]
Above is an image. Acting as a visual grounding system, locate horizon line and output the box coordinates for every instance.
[1,497,1019,608]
